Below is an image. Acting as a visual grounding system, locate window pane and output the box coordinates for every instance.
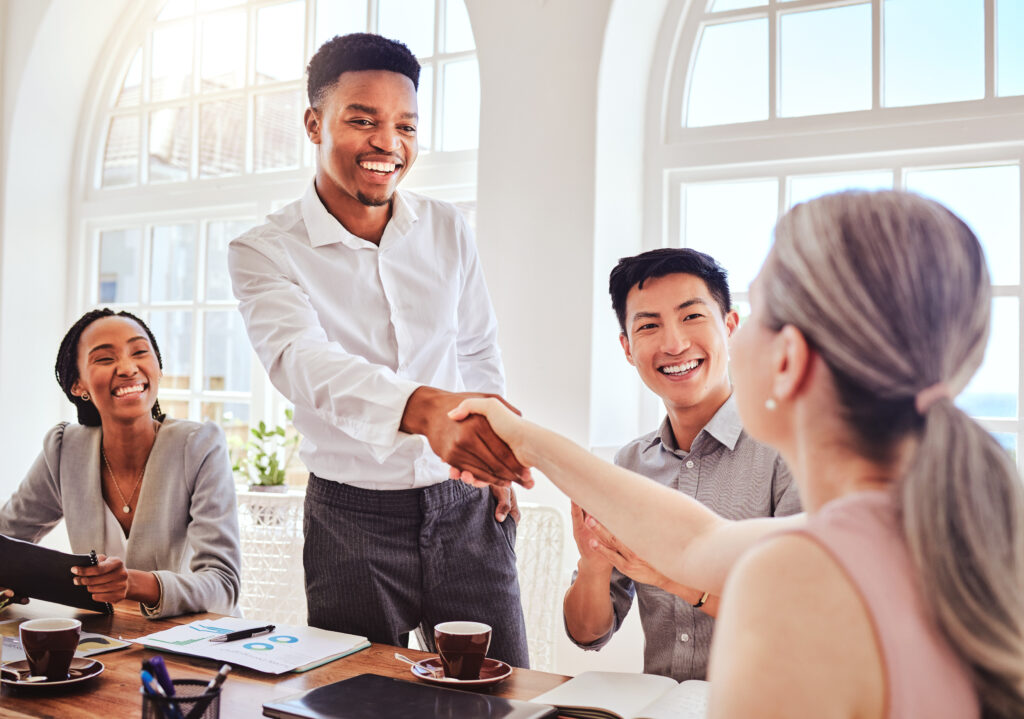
[957,298,1018,419]
[883,0,984,107]
[444,0,475,53]
[710,0,767,10]
[149,106,191,183]
[199,98,246,177]
[315,0,365,51]
[158,0,194,21]
[686,19,768,127]
[780,4,871,117]
[207,219,254,300]
[378,0,434,58]
[116,49,142,107]
[149,310,193,390]
[418,66,434,152]
[201,10,246,91]
[197,0,245,9]
[682,179,779,291]
[256,1,305,84]
[102,115,140,187]
[160,399,190,420]
[201,400,250,464]
[152,22,194,101]
[98,229,142,303]
[992,432,1017,464]
[997,0,1024,96]
[255,90,303,172]
[904,164,1020,285]
[204,311,252,391]
[787,171,893,208]
[151,224,197,302]
[441,59,479,151]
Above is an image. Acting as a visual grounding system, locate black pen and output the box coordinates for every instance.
[209,624,275,643]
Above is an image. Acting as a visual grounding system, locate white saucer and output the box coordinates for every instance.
[410,656,513,687]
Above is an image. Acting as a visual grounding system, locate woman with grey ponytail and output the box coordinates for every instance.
[447,190,1024,718]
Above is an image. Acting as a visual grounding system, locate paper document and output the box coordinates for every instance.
[2,632,130,664]
[133,617,370,674]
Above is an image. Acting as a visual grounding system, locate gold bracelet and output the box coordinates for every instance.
[692,591,709,609]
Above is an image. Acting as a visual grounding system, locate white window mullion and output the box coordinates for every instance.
[872,0,882,109]
[985,0,996,99]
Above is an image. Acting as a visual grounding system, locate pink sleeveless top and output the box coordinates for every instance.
[793,491,979,719]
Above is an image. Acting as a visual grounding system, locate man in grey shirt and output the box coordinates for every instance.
[563,248,801,681]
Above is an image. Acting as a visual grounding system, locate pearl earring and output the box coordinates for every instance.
[765,397,777,411]
[81,392,91,402]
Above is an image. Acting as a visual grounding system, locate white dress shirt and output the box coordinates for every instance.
[228,182,505,490]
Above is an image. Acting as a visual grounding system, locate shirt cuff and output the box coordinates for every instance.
[139,572,164,618]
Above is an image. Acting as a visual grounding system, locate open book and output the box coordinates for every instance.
[531,671,708,719]
[134,618,369,674]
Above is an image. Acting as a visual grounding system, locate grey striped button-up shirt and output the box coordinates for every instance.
[566,396,801,680]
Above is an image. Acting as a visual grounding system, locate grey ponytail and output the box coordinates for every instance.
[764,190,1024,718]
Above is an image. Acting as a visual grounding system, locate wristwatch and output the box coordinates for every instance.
[692,591,709,609]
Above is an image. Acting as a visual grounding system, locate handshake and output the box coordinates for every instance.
[399,386,535,490]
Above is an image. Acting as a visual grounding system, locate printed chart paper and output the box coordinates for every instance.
[133,617,369,674]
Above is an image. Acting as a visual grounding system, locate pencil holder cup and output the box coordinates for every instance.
[141,679,221,719]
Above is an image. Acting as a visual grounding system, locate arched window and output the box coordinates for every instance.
[644,0,1024,465]
[74,0,479,465]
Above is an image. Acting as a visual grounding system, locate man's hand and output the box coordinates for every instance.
[581,511,672,588]
[570,502,613,571]
[401,386,530,487]
[71,554,129,604]
[583,514,715,611]
[490,485,520,523]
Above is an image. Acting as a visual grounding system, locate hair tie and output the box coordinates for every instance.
[915,382,952,414]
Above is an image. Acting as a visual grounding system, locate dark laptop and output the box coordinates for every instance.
[262,673,558,719]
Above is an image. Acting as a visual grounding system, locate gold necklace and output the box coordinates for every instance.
[101,448,146,514]
[100,423,159,514]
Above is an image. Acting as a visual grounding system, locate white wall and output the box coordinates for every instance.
[0,0,131,495]
[469,0,663,675]
[0,0,658,676]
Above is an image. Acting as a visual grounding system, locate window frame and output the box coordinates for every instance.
[642,0,1024,469]
[72,0,481,457]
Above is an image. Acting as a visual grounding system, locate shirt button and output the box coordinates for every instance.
[685,460,695,469]
[680,633,689,642]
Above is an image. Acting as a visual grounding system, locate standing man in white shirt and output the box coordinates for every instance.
[228,33,529,667]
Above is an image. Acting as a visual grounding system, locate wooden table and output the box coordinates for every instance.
[0,602,569,718]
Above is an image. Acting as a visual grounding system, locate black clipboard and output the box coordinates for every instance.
[0,534,113,614]
[262,673,558,719]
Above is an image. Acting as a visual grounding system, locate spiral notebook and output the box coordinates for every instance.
[0,534,113,614]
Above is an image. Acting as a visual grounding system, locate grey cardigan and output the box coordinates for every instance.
[0,418,241,618]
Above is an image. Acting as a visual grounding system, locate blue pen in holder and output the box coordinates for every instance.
[141,679,221,719]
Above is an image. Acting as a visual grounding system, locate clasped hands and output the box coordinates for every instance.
[570,502,676,590]
[401,388,534,522]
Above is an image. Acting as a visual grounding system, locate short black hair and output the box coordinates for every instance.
[54,308,166,427]
[609,248,732,334]
[307,32,420,108]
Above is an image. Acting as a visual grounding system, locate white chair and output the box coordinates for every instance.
[515,502,565,672]
[236,489,307,625]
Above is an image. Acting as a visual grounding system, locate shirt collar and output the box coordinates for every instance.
[646,394,743,455]
[300,180,418,249]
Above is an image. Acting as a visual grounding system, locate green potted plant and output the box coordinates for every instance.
[234,409,301,493]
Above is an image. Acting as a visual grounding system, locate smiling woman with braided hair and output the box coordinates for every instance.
[449,191,1023,719]
[0,309,241,618]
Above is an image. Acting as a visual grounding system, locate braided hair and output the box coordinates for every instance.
[54,309,166,426]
